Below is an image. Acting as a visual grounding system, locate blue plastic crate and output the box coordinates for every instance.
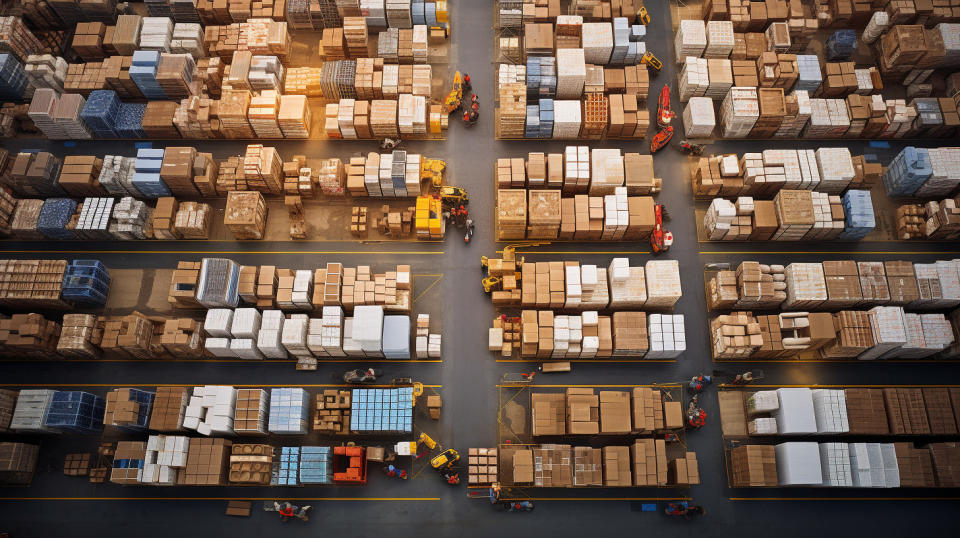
[44,391,105,433]
[80,90,122,138]
[825,30,857,60]
[116,103,146,138]
[837,189,875,241]
[882,146,932,197]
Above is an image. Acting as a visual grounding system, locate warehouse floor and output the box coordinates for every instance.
[1,1,959,536]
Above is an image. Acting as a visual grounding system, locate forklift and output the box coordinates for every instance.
[650,204,673,254]
[480,245,524,293]
[430,448,461,485]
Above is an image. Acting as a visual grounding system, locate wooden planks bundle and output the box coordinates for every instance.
[0,259,68,309]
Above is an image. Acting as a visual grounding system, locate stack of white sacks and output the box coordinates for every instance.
[776,441,900,487]
[683,96,715,138]
[142,435,190,485]
[184,385,236,436]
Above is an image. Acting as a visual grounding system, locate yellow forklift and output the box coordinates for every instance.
[480,245,525,293]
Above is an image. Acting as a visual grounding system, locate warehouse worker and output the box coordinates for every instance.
[383,464,408,480]
[463,73,471,91]
[275,502,312,522]
[733,371,755,385]
[689,374,712,392]
[687,397,706,429]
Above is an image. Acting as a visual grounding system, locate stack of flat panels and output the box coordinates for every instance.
[268,388,309,434]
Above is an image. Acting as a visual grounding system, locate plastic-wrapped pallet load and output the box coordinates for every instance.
[811,389,849,433]
[720,87,758,138]
[782,263,827,310]
[837,190,875,241]
[299,446,334,484]
[915,148,960,198]
[583,24,613,64]
[819,442,853,487]
[268,388,309,434]
[683,97,715,138]
[678,57,707,102]
[353,305,385,357]
[0,54,29,101]
[608,258,646,308]
[859,306,907,360]
[196,258,241,308]
[774,388,817,435]
[775,442,822,486]
[203,309,233,338]
[553,100,582,139]
[814,148,855,194]
[37,198,77,240]
[382,315,410,359]
[556,48,585,99]
[43,391,105,434]
[644,260,682,307]
[704,21,734,58]
[747,390,779,416]
[674,20,706,63]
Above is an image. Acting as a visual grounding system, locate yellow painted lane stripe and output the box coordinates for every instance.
[496,359,676,363]
[501,384,680,388]
[716,359,960,364]
[0,359,443,364]
[512,251,652,255]
[722,384,960,388]
[504,497,690,501]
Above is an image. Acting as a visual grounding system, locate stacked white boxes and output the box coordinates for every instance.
[352,305,385,356]
[268,387,309,434]
[99,156,139,195]
[720,87,758,138]
[405,153,422,196]
[774,388,817,435]
[935,260,960,308]
[73,197,115,238]
[142,435,190,485]
[342,318,364,357]
[674,20,706,63]
[139,17,174,52]
[10,389,57,432]
[581,311,599,358]
[564,145,590,190]
[204,337,233,357]
[230,308,264,360]
[814,148,855,194]
[645,260,682,307]
[556,48,586,99]
[747,390,779,415]
[678,57,708,102]
[806,192,844,240]
[183,385,236,436]
[775,442,823,486]
[849,442,899,488]
[170,23,203,57]
[859,306,907,360]
[382,315,411,359]
[811,389,849,433]
[363,153,381,196]
[249,56,284,91]
[915,148,960,198]
[782,263,827,310]
[819,443,853,487]
[848,443,874,487]
[608,258,647,308]
[498,64,526,87]
[775,91,812,137]
[703,198,735,240]
[281,314,311,360]
[319,306,345,357]
[257,310,286,358]
[291,270,313,310]
[919,314,955,354]
[646,314,685,359]
[412,26,428,64]
[204,309,233,337]
[601,188,629,240]
[683,96,715,138]
[748,417,778,435]
[582,24,613,64]
[553,100,582,139]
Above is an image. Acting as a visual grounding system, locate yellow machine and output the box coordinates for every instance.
[418,432,438,450]
[637,3,651,24]
[421,158,447,188]
[444,71,464,114]
[438,185,469,207]
[430,448,460,470]
[415,196,444,240]
[641,51,663,72]
[481,275,502,293]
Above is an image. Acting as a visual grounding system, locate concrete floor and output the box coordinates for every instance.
[2,1,960,536]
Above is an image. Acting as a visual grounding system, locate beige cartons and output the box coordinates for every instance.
[710,311,763,359]
[782,263,828,310]
[564,146,590,193]
[684,97,716,138]
[703,198,736,240]
[645,260,682,307]
[589,149,624,196]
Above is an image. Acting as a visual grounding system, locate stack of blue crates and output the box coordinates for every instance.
[277,447,300,486]
[883,146,932,196]
[129,51,167,99]
[116,103,147,138]
[298,447,333,484]
[132,148,171,197]
[525,104,540,138]
[43,391,105,433]
[349,387,414,433]
[412,0,426,25]
[526,56,556,101]
[825,30,857,60]
[0,54,28,100]
[37,198,78,239]
[837,189,875,241]
[268,388,310,434]
[62,259,111,307]
[795,55,822,93]
[538,99,554,138]
[80,90,122,138]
